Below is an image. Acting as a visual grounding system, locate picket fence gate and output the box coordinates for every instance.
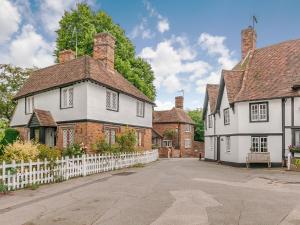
[0,149,159,191]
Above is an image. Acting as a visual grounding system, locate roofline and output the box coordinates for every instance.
[233,95,300,104]
[14,78,155,105]
[153,121,195,125]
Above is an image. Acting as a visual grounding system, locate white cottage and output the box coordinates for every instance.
[10,32,154,152]
[203,26,300,166]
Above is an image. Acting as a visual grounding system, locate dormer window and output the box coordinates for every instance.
[106,89,118,111]
[250,102,268,122]
[25,96,34,114]
[136,100,145,117]
[61,86,73,109]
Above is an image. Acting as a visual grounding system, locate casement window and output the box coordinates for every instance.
[224,108,230,125]
[25,96,34,114]
[63,127,74,148]
[210,137,214,151]
[106,89,118,111]
[135,130,144,147]
[295,131,300,146]
[251,136,268,152]
[61,86,73,109]
[136,100,145,117]
[163,140,172,147]
[208,115,213,128]
[185,124,192,132]
[104,127,118,145]
[250,102,268,122]
[184,139,192,148]
[225,136,231,152]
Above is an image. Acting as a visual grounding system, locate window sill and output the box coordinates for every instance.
[60,106,73,110]
[106,108,119,112]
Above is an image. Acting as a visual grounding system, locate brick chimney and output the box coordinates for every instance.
[93,32,116,72]
[59,50,75,63]
[241,26,256,59]
[175,96,184,109]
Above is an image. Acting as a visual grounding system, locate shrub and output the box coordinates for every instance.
[62,143,85,157]
[38,145,61,161]
[2,128,20,145]
[93,138,118,154]
[116,128,136,153]
[0,181,8,194]
[163,129,176,140]
[2,140,39,162]
[289,145,300,153]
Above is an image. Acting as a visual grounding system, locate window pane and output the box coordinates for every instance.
[104,129,110,144]
[106,91,111,109]
[296,131,300,146]
[69,88,73,107]
[111,130,116,144]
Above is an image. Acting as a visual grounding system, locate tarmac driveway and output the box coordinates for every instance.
[1,158,300,225]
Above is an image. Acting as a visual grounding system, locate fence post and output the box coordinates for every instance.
[2,161,5,185]
[29,159,32,185]
[82,154,86,176]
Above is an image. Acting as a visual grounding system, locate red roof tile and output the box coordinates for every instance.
[153,108,195,124]
[29,109,57,127]
[206,84,219,112]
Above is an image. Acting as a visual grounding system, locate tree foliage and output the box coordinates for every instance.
[0,64,31,120]
[55,3,156,100]
[188,109,204,142]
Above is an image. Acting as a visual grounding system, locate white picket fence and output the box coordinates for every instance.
[0,149,158,191]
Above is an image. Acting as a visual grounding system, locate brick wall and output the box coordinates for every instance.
[15,127,29,141]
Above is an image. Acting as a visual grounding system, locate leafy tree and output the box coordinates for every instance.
[55,3,156,100]
[188,109,204,142]
[0,64,31,120]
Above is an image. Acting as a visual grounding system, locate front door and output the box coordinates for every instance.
[45,128,55,147]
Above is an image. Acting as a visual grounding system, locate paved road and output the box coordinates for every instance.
[1,159,300,225]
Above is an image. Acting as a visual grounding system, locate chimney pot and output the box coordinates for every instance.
[175,96,184,109]
[241,26,256,59]
[59,50,75,63]
[93,32,116,72]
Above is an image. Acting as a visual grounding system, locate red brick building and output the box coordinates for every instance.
[153,96,195,157]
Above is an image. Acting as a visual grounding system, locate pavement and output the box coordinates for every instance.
[1,159,300,225]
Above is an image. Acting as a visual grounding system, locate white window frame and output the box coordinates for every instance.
[135,130,143,147]
[224,108,230,125]
[25,96,34,114]
[225,136,231,152]
[104,127,118,145]
[163,140,172,147]
[61,86,73,109]
[136,100,145,117]
[185,124,192,132]
[62,127,75,148]
[251,136,268,152]
[184,139,192,148]
[250,102,268,122]
[106,89,118,111]
[294,130,300,146]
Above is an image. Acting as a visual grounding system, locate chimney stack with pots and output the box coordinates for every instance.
[241,26,256,59]
[175,96,184,109]
[93,32,116,72]
[59,50,75,64]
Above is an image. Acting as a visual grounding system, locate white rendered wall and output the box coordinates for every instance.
[219,136,239,163]
[294,97,300,126]
[204,137,215,160]
[86,82,152,128]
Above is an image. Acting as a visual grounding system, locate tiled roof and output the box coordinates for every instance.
[29,109,57,127]
[223,70,244,104]
[15,56,153,103]
[206,84,220,112]
[153,108,195,124]
[235,39,300,102]
[152,128,163,137]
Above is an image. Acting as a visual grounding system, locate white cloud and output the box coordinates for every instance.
[139,37,211,93]
[130,18,155,39]
[157,19,169,33]
[0,0,21,44]
[39,0,78,33]
[7,25,54,68]
[155,100,174,111]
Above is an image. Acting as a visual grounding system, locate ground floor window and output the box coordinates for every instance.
[63,128,74,148]
[251,136,268,152]
[295,130,300,146]
[34,128,40,142]
[104,127,118,145]
[136,130,144,147]
[163,140,172,147]
[184,139,192,148]
[210,137,214,151]
[225,136,231,152]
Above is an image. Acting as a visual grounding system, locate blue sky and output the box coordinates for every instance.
[1,0,300,110]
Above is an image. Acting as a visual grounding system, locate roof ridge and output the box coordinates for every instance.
[255,38,300,52]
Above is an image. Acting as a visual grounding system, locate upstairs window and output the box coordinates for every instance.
[61,87,73,109]
[208,115,213,128]
[185,124,192,132]
[224,108,230,125]
[25,96,34,114]
[251,136,268,152]
[136,100,145,117]
[250,102,268,122]
[106,89,118,111]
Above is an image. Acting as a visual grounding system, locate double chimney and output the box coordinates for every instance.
[58,32,116,72]
[241,26,256,60]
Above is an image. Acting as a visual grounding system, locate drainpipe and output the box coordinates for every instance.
[282,98,286,166]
